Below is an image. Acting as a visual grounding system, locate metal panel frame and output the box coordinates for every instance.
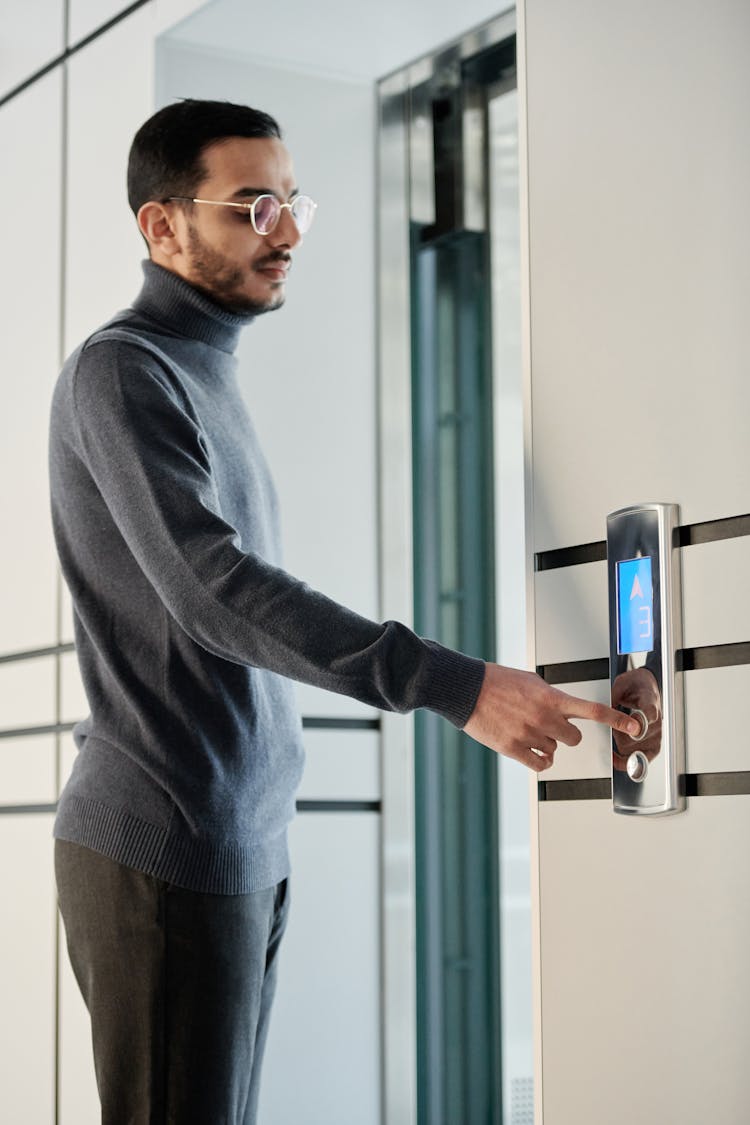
[377,68,418,1125]
[377,10,518,1121]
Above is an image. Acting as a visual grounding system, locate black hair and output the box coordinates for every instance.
[126,98,282,216]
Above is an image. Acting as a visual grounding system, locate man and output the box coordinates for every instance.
[49,99,638,1124]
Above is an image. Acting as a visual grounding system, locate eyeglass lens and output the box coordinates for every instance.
[253,194,316,235]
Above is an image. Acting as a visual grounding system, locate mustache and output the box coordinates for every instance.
[254,251,292,270]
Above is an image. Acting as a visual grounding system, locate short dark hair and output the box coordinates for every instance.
[127,99,282,216]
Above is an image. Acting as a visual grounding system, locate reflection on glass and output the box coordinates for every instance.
[611,667,663,770]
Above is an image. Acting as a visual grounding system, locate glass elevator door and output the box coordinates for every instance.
[407,31,532,1125]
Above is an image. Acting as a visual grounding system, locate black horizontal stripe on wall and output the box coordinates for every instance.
[539,640,750,686]
[540,772,750,802]
[535,541,606,571]
[0,718,380,741]
[537,658,610,685]
[535,511,750,573]
[0,722,76,741]
[296,800,381,813]
[0,642,75,665]
[538,778,611,802]
[302,717,380,731]
[0,799,381,817]
[0,803,58,816]
[677,513,750,547]
[685,772,750,797]
[0,0,151,110]
[677,641,750,672]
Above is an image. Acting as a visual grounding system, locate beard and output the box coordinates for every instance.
[184,223,288,316]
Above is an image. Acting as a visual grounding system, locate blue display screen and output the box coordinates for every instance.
[617,557,654,655]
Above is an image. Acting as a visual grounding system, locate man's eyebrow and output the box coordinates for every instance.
[230,186,300,201]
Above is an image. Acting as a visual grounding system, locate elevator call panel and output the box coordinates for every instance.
[606,504,686,815]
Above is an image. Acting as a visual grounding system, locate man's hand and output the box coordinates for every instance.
[463,664,642,773]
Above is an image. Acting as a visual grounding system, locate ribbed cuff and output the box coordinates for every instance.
[420,642,487,729]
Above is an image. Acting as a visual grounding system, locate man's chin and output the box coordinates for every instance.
[219,290,285,317]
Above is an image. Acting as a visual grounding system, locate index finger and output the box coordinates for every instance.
[561,695,641,738]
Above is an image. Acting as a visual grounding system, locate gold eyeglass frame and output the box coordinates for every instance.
[166,194,317,236]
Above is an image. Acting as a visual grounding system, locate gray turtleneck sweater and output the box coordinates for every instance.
[49,260,486,894]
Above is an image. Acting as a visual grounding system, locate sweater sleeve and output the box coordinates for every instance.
[70,339,486,729]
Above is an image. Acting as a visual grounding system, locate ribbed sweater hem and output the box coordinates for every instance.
[53,796,291,895]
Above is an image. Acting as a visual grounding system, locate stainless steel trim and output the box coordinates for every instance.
[377,70,417,1125]
[462,81,486,232]
[408,79,435,226]
[517,1,544,1117]
[607,503,686,816]
[378,9,516,89]
[377,15,519,1120]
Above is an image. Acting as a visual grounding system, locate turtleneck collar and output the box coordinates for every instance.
[131,259,255,354]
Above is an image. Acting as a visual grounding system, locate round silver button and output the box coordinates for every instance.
[625,708,649,742]
[626,750,649,783]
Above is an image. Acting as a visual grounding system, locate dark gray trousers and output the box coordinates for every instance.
[55,839,290,1125]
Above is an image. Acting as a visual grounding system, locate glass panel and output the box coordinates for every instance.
[412,224,501,1125]
[411,46,531,1125]
[489,82,535,1124]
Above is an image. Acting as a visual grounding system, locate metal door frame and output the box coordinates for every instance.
[376,9,527,1121]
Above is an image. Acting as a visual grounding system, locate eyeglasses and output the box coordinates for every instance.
[166,194,317,236]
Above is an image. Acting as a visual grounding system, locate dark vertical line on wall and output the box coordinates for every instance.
[54,9,70,1123]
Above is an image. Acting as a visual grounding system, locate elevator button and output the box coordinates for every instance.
[629,708,649,742]
[626,750,649,783]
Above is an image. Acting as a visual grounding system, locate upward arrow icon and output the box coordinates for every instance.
[630,575,644,600]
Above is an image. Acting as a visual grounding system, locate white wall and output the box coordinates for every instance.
[522,1,750,1121]
[155,36,384,1124]
[1,0,387,1120]
[157,38,380,717]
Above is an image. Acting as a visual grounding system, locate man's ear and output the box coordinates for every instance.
[137,201,183,258]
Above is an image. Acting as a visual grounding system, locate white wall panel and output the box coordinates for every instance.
[0,657,56,731]
[0,0,64,97]
[60,581,75,644]
[258,812,381,1125]
[156,40,379,720]
[682,536,750,650]
[59,732,79,793]
[539,797,750,1125]
[535,562,607,666]
[0,72,62,653]
[65,4,154,352]
[685,665,750,777]
[60,650,88,725]
[536,538,750,668]
[540,669,750,790]
[526,0,750,552]
[0,736,57,804]
[0,815,56,1123]
[298,729,380,801]
[541,665,750,784]
[539,679,611,782]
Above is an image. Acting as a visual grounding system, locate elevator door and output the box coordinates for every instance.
[405,27,533,1125]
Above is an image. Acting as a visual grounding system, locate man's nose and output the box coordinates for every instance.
[269,207,303,250]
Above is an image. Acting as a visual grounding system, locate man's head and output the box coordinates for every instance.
[128,99,310,316]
